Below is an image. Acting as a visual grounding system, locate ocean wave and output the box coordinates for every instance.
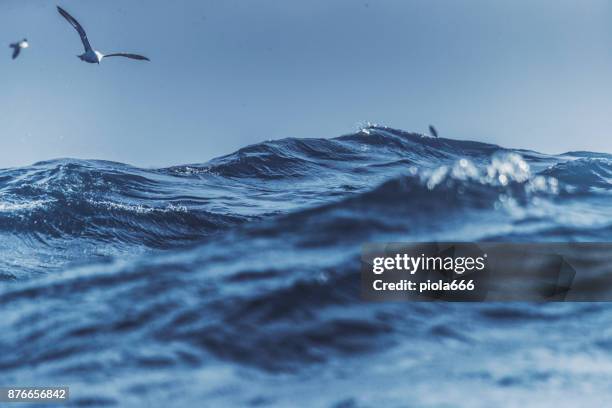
[0,127,610,406]
[1,128,609,278]
[539,157,612,191]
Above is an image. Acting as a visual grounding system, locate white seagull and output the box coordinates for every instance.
[9,39,29,60]
[57,6,150,64]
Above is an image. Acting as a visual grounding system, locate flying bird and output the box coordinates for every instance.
[57,6,150,64]
[9,39,28,60]
[429,125,438,138]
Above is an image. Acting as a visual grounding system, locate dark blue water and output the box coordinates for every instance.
[1,126,611,406]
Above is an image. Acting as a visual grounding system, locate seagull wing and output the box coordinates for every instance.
[104,53,150,61]
[57,6,92,52]
[9,44,20,59]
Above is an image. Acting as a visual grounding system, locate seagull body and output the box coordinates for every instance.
[57,6,149,64]
[80,50,104,64]
[9,39,28,60]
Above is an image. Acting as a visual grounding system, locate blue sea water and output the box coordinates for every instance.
[0,126,611,407]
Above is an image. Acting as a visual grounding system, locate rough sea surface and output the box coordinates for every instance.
[1,126,611,407]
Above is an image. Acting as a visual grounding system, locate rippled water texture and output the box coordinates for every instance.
[0,126,610,406]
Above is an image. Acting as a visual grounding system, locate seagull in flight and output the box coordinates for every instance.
[9,39,28,60]
[57,6,150,64]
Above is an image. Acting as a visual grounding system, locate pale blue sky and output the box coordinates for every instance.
[1,0,611,168]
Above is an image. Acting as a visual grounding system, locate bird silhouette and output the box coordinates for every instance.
[57,6,149,64]
[9,39,28,60]
[428,125,438,138]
